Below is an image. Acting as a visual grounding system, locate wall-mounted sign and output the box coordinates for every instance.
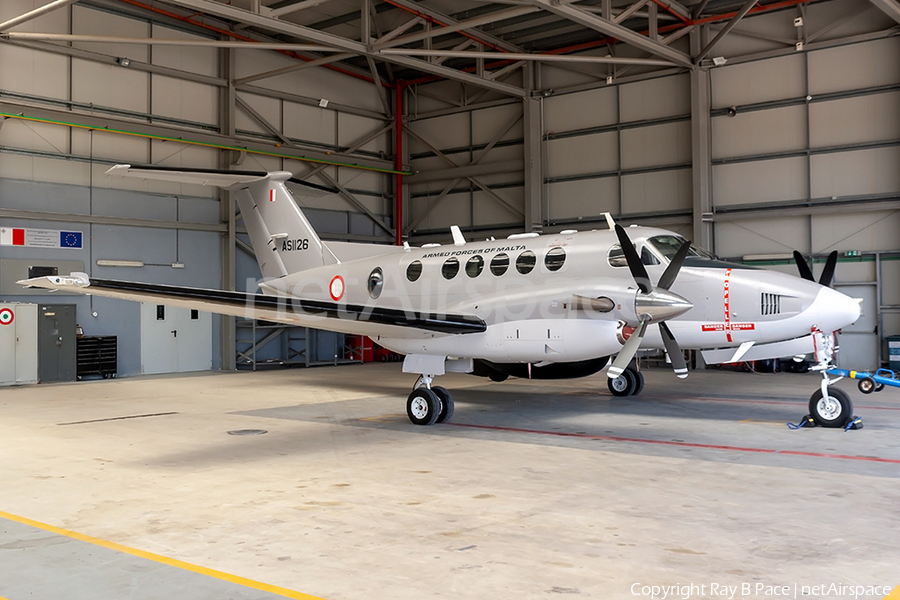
[0,227,83,249]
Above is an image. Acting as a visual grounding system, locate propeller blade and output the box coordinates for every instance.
[657,239,692,291]
[659,322,688,379]
[614,224,652,294]
[819,250,838,287]
[608,320,648,379]
[793,250,814,282]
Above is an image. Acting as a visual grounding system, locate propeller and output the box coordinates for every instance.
[608,225,693,380]
[792,250,838,287]
[819,251,838,287]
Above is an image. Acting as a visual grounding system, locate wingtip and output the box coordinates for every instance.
[105,164,132,176]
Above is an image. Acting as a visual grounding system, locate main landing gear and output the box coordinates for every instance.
[607,366,644,397]
[407,375,455,426]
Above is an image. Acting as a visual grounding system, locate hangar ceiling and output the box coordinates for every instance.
[6,0,900,101]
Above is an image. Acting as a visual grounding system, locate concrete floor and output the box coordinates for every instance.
[1,364,899,600]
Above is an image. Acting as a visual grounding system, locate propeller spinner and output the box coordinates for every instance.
[608,225,693,380]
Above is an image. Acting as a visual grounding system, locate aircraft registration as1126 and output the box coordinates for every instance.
[20,165,861,428]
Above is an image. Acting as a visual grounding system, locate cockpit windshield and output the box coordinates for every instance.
[648,235,716,261]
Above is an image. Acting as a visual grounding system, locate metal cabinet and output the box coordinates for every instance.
[38,304,76,383]
[76,335,118,379]
[0,303,38,386]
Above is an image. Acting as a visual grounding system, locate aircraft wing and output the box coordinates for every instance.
[18,274,486,336]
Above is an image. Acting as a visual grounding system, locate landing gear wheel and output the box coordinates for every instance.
[628,368,645,396]
[489,372,508,382]
[432,386,455,424]
[608,369,637,397]
[858,377,876,394]
[407,388,441,426]
[809,387,853,428]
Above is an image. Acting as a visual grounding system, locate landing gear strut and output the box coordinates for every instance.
[808,328,855,428]
[407,374,455,426]
[607,366,644,397]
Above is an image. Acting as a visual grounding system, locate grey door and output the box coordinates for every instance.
[834,285,878,371]
[38,304,77,382]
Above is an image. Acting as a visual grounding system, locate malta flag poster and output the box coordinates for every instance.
[0,227,83,249]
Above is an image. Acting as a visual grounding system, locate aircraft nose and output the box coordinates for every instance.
[815,286,860,331]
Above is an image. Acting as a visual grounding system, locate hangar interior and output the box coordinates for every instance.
[1,0,898,376]
[1,1,900,599]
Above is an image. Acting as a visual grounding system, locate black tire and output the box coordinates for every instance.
[432,386,455,424]
[407,388,441,426]
[489,372,509,382]
[857,377,876,394]
[629,368,645,396]
[874,383,885,392]
[809,387,853,428]
[608,369,637,397]
[379,353,389,362]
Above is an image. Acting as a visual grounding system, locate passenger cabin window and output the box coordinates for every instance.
[367,267,384,299]
[466,255,484,278]
[490,253,509,276]
[406,260,422,282]
[442,257,460,279]
[516,250,536,274]
[608,245,628,268]
[545,247,566,271]
[608,244,657,267]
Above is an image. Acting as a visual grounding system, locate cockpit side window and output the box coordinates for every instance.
[641,246,660,266]
[609,244,658,267]
[648,235,716,261]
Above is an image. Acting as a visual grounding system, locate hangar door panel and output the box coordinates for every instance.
[833,285,877,371]
[141,303,212,374]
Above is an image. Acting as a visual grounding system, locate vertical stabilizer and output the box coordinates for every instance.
[234,173,335,280]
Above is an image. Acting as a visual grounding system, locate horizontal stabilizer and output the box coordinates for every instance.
[106,164,269,188]
[106,164,338,193]
[18,275,486,336]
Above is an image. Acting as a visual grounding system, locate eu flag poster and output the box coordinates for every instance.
[60,231,83,249]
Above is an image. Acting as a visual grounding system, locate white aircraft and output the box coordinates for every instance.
[20,165,861,427]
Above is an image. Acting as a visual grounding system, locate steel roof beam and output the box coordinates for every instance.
[695,0,759,63]
[379,48,677,67]
[155,0,527,97]
[375,5,540,49]
[523,0,693,68]
[383,0,524,53]
[0,0,78,32]
[868,0,900,23]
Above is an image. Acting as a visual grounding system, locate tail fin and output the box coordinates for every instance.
[106,165,337,280]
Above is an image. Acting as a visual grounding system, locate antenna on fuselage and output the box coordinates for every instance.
[602,212,616,230]
[450,225,467,246]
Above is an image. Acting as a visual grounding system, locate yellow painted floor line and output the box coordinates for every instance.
[0,510,326,600]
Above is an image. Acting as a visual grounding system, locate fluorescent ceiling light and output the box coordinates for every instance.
[742,254,793,261]
[96,259,144,267]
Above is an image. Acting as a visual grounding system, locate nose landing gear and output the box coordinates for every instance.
[808,328,857,428]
